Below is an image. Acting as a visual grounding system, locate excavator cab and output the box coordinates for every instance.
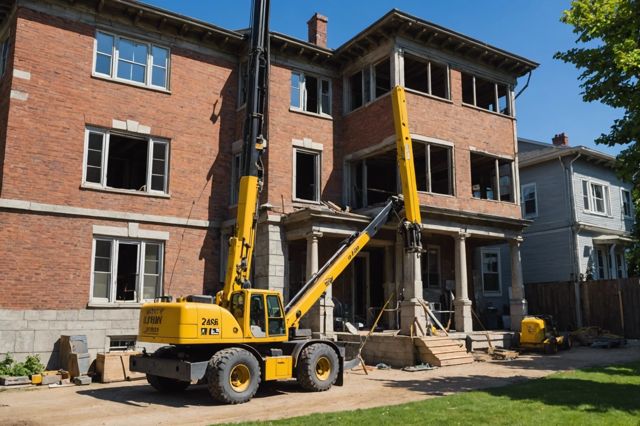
[229,289,288,342]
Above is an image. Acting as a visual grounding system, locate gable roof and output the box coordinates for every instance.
[518,138,616,169]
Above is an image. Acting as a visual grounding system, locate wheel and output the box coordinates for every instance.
[146,346,190,393]
[296,343,339,392]
[206,348,261,404]
[561,335,572,350]
[544,338,558,354]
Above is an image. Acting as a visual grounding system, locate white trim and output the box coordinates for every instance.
[581,179,612,217]
[292,138,324,152]
[520,182,538,218]
[621,188,633,218]
[92,224,170,240]
[0,198,216,228]
[289,70,332,117]
[480,248,502,296]
[292,147,322,203]
[12,69,30,80]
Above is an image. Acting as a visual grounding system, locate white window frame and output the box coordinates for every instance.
[581,179,611,216]
[480,248,502,296]
[290,70,332,116]
[82,127,170,195]
[92,30,170,90]
[292,147,321,203]
[89,237,164,305]
[402,52,450,100]
[521,182,538,218]
[461,72,512,116]
[621,188,632,218]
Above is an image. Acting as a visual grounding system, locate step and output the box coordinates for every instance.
[436,352,475,361]
[438,356,475,367]
[419,345,467,355]
[419,339,464,348]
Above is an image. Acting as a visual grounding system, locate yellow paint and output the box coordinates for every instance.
[229,363,251,392]
[391,86,422,224]
[264,356,293,381]
[315,356,331,381]
[519,316,546,346]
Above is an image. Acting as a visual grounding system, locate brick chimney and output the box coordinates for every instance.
[552,133,569,147]
[307,13,328,48]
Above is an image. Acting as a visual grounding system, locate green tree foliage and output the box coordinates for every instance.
[555,0,640,274]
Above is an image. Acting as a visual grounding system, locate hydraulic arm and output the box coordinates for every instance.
[218,0,270,309]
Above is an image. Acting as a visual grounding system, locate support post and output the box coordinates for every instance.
[304,231,333,335]
[383,245,396,328]
[454,233,473,332]
[399,250,426,335]
[509,238,528,331]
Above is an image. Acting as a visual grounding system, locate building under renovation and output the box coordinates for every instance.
[0,0,537,365]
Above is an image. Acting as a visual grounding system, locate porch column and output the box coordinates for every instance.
[454,233,473,332]
[305,231,333,336]
[399,249,427,336]
[383,245,396,328]
[509,238,528,331]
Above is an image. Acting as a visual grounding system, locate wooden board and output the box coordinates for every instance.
[96,352,145,383]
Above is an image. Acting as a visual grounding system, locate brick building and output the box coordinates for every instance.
[0,0,537,365]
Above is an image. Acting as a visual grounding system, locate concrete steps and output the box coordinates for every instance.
[414,336,474,367]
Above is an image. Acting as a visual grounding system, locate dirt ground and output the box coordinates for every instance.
[1,344,639,426]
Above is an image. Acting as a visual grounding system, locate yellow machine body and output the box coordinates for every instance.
[519,315,567,352]
[138,289,289,346]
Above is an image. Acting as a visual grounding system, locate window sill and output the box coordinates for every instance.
[418,191,455,198]
[289,107,333,121]
[461,102,514,119]
[482,292,502,297]
[80,184,171,199]
[471,196,516,205]
[404,88,453,105]
[293,199,322,207]
[87,302,143,308]
[583,210,612,218]
[91,73,171,95]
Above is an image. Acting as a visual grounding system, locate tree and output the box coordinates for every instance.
[555,0,640,275]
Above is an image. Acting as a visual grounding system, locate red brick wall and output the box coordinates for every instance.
[3,7,237,223]
[0,210,218,309]
[0,15,16,195]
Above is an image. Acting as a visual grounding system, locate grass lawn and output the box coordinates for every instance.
[234,361,640,426]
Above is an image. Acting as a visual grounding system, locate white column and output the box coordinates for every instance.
[399,248,427,336]
[304,231,333,336]
[509,238,528,331]
[454,233,473,332]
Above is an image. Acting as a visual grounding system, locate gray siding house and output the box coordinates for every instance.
[518,134,635,284]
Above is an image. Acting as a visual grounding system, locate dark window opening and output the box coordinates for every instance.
[497,84,510,115]
[430,62,448,99]
[364,154,397,205]
[430,145,452,195]
[321,79,331,114]
[498,159,513,202]
[374,58,391,98]
[295,150,318,201]
[351,161,365,209]
[115,243,138,301]
[404,55,429,93]
[109,336,136,351]
[462,72,474,104]
[306,75,319,113]
[421,247,440,289]
[349,71,363,110]
[106,135,148,191]
[471,153,498,200]
[475,76,496,111]
[413,144,427,192]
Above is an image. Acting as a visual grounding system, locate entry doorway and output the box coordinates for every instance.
[350,253,370,326]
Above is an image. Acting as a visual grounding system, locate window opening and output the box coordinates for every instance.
[521,183,537,217]
[374,58,391,98]
[109,336,136,351]
[363,154,396,205]
[461,72,511,116]
[266,295,285,336]
[471,153,497,200]
[622,189,632,217]
[295,150,319,201]
[422,247,440,289]
[116,243,139,301]
[498,159,513,202]
[349,71,363,110]
[107,135,148,191]
[404,54,449,99]
[250,294,266,337]
[481,250,500,293]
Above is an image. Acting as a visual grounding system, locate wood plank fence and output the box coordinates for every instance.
[525,277,640,338]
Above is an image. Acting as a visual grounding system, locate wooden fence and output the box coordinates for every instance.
[525,277,640,338]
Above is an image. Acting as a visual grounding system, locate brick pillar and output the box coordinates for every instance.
[454,233,473,332]
[509,238,528,331]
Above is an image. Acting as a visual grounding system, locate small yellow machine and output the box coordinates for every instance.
[519,316,571,354]
[130,0,424,405]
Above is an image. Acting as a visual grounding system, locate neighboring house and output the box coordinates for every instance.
[0,0,537,365]
[519,134,635,285]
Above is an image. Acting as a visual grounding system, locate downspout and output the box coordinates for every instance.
[560,153,582,327]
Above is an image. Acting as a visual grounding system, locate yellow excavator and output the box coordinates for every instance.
[130,0,423,404]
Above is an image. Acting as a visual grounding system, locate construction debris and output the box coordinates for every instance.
[402,363,436,372]
[571,327,626,348]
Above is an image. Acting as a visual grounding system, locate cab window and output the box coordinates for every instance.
[250,294,266,337]
[267,295,285,336]
[230,292,245,325]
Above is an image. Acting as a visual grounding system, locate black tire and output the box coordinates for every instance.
[206,348,261,404]
[146,346,190,393]
[562,335,572,350]
[296,343,339,392]
[544,339,558,354]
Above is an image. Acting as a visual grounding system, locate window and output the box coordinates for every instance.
[471,153,514,202]
[581,180,611,215]
[91,238,163,304]
[84,128,169,194]
[347,57,392,112]
[481,249,501,294]
[421,246,441,289]
[412,141,454,195]
[93,31,170,90]
[595,247,608,279]
[615,251,627,278]
[0,34,10,77]
[403,53,449,99]
[521,183,537,218]
[266,295,285,336]
[230,152,243,205]
[294,149,320,202]
[109,336,136,351]
[290,71,331,115]
[622,189,632,217]
[350,152,397,208]
[461,72,511,116]
[250,294,266,337]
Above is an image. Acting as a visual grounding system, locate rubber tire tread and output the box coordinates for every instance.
[296,343,339,392]
[146,346,190,393]
[206,348,261,404]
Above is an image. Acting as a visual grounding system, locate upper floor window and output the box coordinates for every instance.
[290,71,331,116]
[347,57,391,112]
[481,249,501,295]
[94,31,170,90]
[84,128,169,195]
[621,189,632,217]
[91,237,163,304]
[581,179,610,216]
[293,148,320,202]
[461,72,511,116]
[0,33,10,77]
[413,140,454,195]
[471,153,513,202]
[403,53,449,99]
[521,183,537,218]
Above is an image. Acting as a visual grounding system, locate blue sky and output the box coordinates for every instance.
[145,0,622,156]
